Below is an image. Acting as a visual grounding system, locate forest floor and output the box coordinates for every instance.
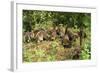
[23,38,80,62]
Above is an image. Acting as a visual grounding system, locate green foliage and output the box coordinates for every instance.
[80,45,91,59]
[80,39,91,59]
[23,10,91,32]
[23,48,34,62]
[47,55,56,61]
[35,48,45,57]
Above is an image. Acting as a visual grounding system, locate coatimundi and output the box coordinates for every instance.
[34,29,49,43]
[23,31,34,43]
[62,28,76,48]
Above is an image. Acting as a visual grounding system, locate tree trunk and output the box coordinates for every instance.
[80,24,83,48]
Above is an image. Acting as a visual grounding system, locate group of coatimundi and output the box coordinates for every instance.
[23,26,86,48]
[23,26,87,59]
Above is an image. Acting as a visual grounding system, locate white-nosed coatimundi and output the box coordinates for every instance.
[50,26,65,41]
[62,34,71,48]
[62,27,70,48]
[50,29,57,41]
[23,29,49,43]
[23,30,34,43]
[56,26,65,38]
[34,29,49,43]
[62,27,76,48]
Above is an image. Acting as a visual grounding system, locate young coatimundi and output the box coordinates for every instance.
[62,27,76,48]
[23,30,34,43]
[62,28,73,48]
[34,29,49,43]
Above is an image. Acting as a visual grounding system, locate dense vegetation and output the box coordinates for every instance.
[22,10,91,62]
